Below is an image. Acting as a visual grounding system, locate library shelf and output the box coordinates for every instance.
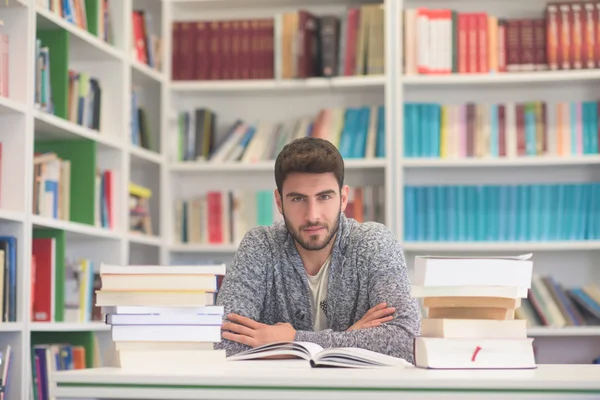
[31,215,122,241]
[29,322,110,332]
[0,0,28,8]
[131,59,166,85]
[129,145,164,166]
[0,323,24,332]
[170,243,239,253]
[169,158,387,174]
[0,96,27,115]
[171,0,361,7]
[33,110,122,151]
[128,233,162,247]
[402,241,600,252]
[34,5,124,62]
[527,327,600,337]
[0,209,25,223]
[401,69,600,86]
[170,75,385,93]
[402,156,600,168]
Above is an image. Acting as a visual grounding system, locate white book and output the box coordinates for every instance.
[100,263,226,276]
[411,285,528,299]
[228,341,412,369]
[102,305,224,315]
[413,254,533,289]
[414,337,536,369]
[111,324,221,342]
[107,313,223,325]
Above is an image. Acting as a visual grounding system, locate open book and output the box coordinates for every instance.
[227,341,412,368]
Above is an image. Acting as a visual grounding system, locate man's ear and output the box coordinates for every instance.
[274,188,283,215]
[340,184,350,212]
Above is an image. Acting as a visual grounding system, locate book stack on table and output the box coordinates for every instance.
[411,254,536,369]
[95,263,227,372]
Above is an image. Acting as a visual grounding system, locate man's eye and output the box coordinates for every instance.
[292,197,304,202]
[319,195,331,200]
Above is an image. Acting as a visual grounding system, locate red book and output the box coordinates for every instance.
[193,21,209,80]
[344,8,359,76]
[171,22,182,80]
[558,3,572,70]
[506,19,521,72]
[32,238,54,322]
[570,3,583,69]
[477,12,488,73]
[583,3,596,68]
[546,4,559,70]
[207,192,222,243]
[467,13,478,73]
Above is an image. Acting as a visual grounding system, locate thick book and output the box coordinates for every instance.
[227,341,411,368]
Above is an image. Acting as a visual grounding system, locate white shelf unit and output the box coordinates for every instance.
[163,0,600,367]
[0,0,167,399]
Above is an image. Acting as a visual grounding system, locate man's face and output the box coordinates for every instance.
[275,172,349,251]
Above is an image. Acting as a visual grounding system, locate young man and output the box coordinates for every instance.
[215,137,420,363]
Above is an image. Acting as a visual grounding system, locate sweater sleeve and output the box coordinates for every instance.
[294,226,420,363]
[214,228,269,356]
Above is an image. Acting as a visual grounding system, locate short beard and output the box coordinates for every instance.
[282,208,340,252]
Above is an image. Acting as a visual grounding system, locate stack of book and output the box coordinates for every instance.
[411,254,536,369]
[95,263,227,372]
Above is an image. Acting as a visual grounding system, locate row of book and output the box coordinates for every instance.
[67,70,102,131]
[130,88,155,151]
[171,4,384,81]
[413,254,535,368]
[404,100,600,159]
[34,38,53,114]
[32,343,87,400]
[517,277,600,328]
[33,152,71,221]
[37,0,113,44]
[0,29,8,98]
[403,2,600,75]
[97,263,226,371]
[403,182,600,242]
[172,106,385,163]
[173,186,384,245]
[31,233,102,323]
[131,9,162,71]
[33,151,115,230]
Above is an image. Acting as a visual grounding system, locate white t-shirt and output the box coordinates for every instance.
[306,255,331,331]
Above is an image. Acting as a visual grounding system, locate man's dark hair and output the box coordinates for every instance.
[274,137,345,196]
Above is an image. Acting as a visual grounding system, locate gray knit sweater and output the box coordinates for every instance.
[214,213,421,363]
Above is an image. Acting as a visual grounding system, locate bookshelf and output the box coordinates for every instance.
[0,0,167,398]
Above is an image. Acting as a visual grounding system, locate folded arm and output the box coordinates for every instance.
[294,227,421,363]
[215,228,269,356]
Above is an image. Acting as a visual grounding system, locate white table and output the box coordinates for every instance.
[52,360,600,400]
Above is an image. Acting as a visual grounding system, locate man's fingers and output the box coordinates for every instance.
[366,307,396,321]
[227,313,262,329]
[222,321,255,337]
[365,303,388,316]
[222,331,256,347]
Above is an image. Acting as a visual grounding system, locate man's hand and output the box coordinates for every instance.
[221,313,296,348]
[346,302,396,331]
